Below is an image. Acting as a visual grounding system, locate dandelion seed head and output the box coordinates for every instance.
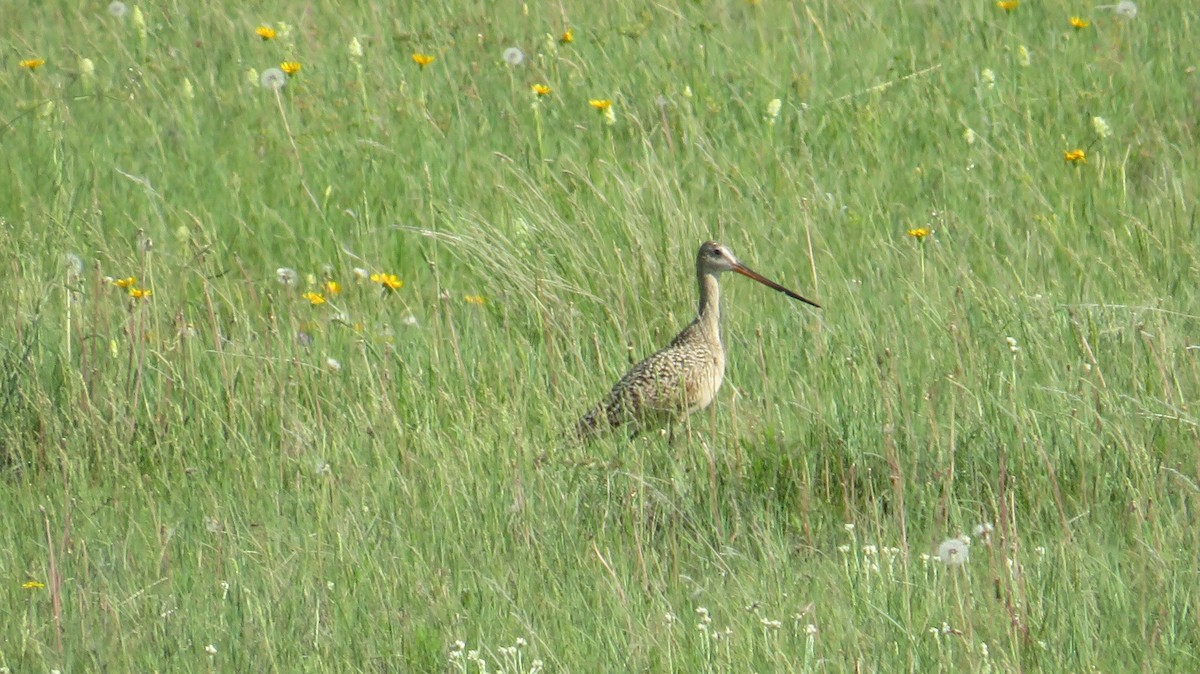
[325,357,341,372]
[64,253,84,280]
[276,267,299,286]
[937,538,969,566]
[973,522,995,538]
[205,644,217,655]
[108,1,128,18]
[260,67,287,90]
[502,47,525,66]
[1114,1,1137,19]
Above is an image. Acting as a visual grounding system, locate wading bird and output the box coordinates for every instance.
[572,241,819,443]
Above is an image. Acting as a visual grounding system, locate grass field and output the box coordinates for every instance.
[2,0,1198,671]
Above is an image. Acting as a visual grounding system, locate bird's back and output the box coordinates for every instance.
[572,320,724,442]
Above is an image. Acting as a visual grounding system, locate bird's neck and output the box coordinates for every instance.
[696,271,721,337]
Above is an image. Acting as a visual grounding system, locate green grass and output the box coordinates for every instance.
[2,0,1198,671]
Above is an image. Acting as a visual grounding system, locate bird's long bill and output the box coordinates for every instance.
[733,263,821,308]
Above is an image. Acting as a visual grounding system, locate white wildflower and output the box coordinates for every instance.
[980,68,996,89]
[1114,1,1137,19]
[937,538,969,566]
[205,644,217,655]
[108,1,128,18]
[973,522,994,538]
[502,47,525,66]
[260,67,287,91]
[1017,45,1031,67]
[325,357,342,372]
[963,127,977,145]
[349,37,364,58]
[765,98,781,125]
[64,253,84,281]
[276,267,299,286]
[1092,116,1111,139]
[1006,336,1020,353]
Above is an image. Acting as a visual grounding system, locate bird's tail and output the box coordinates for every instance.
[567,406,605,445]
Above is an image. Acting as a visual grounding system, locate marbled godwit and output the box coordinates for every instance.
[572,241,819,442]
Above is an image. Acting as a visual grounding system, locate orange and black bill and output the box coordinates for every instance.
[733,264,821,309]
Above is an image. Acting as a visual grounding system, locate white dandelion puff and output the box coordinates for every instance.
[64,253,84,280]
[1113,1,1137,19]
[108,1,128,18]
[502,47,525,66]
[325,357,342,372]
[260,67,287,90]
[204,644,217,655]
[973,522,995,538]
[937,538,969,566]
[276,267,299,286]
[352,267,369,281]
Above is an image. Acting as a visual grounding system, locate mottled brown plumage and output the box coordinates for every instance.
[573,241,819,443]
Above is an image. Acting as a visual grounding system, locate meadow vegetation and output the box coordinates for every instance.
[2,0,1198,671]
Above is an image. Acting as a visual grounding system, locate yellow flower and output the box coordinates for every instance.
[531,83,551,97]
[113,276,137,288]
[412,53,435,69]
[559,28,574,44]
[1063,148,1087,164]
[907,228,931,241]
[256,26,277,40]
[589,99,612,111]
[996,0,1018,11]
[301,291,326,305]
[129,287,152,299]
[1069,16,1089,29]
[280,61,301,75]
[324,280,341,295]
[19,58,46,70]
[464,295,486,305]
[22,580,45,590]
[369,272,403,291]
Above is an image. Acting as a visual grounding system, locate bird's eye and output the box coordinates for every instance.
[709,249,722,257]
